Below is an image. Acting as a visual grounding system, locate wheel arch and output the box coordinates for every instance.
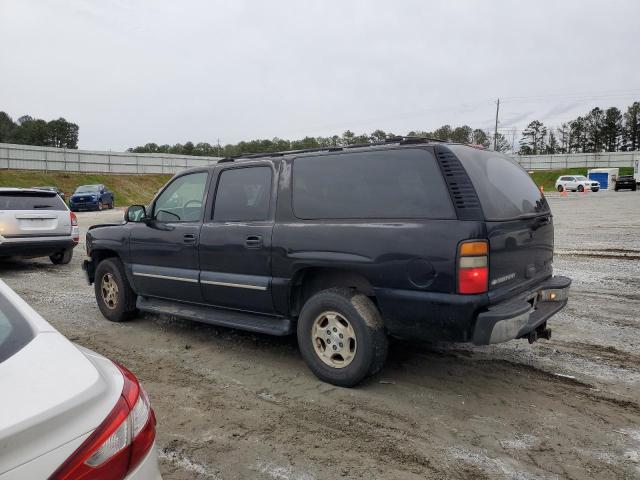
[289,267,375,318]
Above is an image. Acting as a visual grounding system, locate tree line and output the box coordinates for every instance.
[518,101,640,155]
[0,112,79,149]
[128,126,506,158]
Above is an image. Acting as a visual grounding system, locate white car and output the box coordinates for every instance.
[555,175,600,192]
[0,188,79,264]
[0,280,161,479]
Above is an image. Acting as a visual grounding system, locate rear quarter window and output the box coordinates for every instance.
[0,192,67,211]
[292,148,455,220]
[0,293,34,364]
[448,145,549,220]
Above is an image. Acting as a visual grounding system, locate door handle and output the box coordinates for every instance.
[245,235,263,248]
[183,233,196,243]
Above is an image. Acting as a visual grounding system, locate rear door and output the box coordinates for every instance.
[199,163,276,313]
[448,146,554,302]
[0,191,70,239]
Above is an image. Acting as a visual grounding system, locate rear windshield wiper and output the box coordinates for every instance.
[33,205,53,208]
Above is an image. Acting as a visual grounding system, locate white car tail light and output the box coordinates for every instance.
[49,363,156,480]
[70,211,79,243]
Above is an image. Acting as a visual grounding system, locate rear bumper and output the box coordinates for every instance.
[0,237,76,257]
[125,442,162,479]
[472,276,571,345]
[375,275,571,343]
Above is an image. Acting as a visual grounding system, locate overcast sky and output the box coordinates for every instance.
[1,0,639,151]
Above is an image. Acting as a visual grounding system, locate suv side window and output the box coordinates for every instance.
[153,172,208,222]
[292,149,455,219]
[213,166,272,222]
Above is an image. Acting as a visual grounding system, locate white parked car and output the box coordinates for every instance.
[0,188,79,264]
[555,175,600,192]
[0,280,161,479]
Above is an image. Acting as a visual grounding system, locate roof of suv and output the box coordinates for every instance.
[177,138,480,175]
[0,188,58,195]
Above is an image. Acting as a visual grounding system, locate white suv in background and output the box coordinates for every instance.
[0,280,161,479]
[555,175,600,192]
[0,188,79,264]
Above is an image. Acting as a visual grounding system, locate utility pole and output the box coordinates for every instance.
[493,98,500,151]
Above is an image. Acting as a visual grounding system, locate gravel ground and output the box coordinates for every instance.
[1,189,639,479]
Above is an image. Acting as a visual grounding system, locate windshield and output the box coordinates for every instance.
[0,290,35,364]
[75,185,100,193]
[448,145,550,221]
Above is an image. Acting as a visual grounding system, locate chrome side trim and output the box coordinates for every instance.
[133,272,198,283]
[200,280,267,291]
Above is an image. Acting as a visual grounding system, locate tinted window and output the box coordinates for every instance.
[153,172,208,222]
[213,167,272,222]
[293,149,455,219]
[448,145,549,220]
[0,292,34,364]
[0,192,67,210]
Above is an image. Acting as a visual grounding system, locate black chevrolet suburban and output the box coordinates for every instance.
[83,138,570,386]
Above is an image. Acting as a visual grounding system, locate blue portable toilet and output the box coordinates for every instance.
[588,168,619,190]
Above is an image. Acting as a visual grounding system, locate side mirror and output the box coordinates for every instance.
[125,205,146,222]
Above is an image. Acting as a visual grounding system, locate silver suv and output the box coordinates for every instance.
[0,188,79,264]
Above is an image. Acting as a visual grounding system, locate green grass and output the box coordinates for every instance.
[0,170,172,206]
[528,167,633,192]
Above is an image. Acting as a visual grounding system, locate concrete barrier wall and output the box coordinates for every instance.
[514,151,638,170]
[0,143,220,174]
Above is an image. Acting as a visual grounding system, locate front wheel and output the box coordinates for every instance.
[297,288,388,387]
[50,248,73,265]
[557,185,564,192]
[578,185,585,192]
[94,257,138,322]
[97,201,104,211]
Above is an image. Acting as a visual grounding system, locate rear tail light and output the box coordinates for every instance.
[70,211,79,243]
[49,363,156,480]
[458,240,488,294]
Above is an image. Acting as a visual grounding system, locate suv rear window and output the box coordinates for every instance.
[0,192,67,210]
[0,292,34,364]
[448,146,549,220]
[293,149,455,220]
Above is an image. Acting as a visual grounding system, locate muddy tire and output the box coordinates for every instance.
[557,185,564,192]
[50,248,73,265]
[297,288,388,387]
[94,257,138,322]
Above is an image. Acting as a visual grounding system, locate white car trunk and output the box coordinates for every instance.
[0,283,122,477]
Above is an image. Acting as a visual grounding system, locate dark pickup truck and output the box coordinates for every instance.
[82,138,571,386]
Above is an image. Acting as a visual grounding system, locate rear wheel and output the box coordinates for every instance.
[50,248,73,265]
[94,257,138,322]
[297,288,388,387]
[578,185,584,192]
[557,185,564,192]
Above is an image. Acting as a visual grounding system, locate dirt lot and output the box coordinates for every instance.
[1,190,639,479]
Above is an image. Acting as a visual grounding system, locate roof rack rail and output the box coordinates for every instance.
[228,136,446,161]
